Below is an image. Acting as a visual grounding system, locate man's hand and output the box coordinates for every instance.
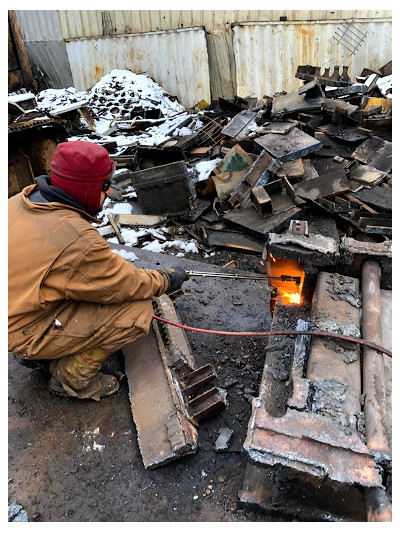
[162,267,189,291]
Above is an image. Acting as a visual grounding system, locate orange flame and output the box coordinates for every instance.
[267,255,304,305]
[281,292,301,305]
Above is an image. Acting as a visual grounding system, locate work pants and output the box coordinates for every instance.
[10,299,153,399]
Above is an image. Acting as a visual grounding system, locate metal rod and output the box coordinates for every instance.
[185,270,301,284]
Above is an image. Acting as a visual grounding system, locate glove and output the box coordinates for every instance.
[162,266,189,291]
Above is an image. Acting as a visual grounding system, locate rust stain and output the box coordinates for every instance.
[95,65,104,81]
[298,26,317,66]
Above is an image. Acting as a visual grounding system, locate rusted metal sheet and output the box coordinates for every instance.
[294,171,350,200]
[224,205,302,240]
[232,19,392,100]
[347,163,386,188]
[268,233,338,255]
[352,137,392,173]
[221,110,258,138]
[244,400,382,487]
[212,145,253,199]
[272,90,325,116]
[256,128,321,163]
[64,27,211,108]
[123,320,198,469]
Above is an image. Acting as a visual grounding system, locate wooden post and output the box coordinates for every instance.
[8,10,35,91]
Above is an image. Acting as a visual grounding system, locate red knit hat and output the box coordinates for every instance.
[50,140,115,214]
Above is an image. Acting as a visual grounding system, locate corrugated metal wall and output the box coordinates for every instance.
[15,10,392,103]
[56,10,391,100]
[16,10,74,89]
[65,27,211,107]
[232,19,392,99]
[56,10,392,38]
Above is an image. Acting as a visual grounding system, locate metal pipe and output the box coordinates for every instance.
[362,261,389,455]
[362,260,391,522]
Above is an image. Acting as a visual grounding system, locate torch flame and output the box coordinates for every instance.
[282,292,301,305]
[267,255,304,306]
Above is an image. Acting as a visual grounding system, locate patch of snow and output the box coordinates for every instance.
[111,249,138,262]
[194,159,221,182]
[377,75,392,98]
[8,92,35,103]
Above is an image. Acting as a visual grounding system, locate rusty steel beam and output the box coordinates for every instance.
[123,295,225,469]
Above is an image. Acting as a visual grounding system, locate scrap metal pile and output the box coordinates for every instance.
[8,64,392,261]
[8,63,392,521]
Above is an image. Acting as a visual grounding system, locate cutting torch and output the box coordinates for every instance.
[185,270,301,285]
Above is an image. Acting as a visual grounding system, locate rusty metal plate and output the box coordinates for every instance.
[255,128,322,163]
[244,399,382,487]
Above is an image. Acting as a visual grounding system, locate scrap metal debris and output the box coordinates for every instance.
[8,62,392,260]
[8,59,392,520]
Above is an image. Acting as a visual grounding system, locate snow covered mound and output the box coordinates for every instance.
[36,69,184,120]
[87,69,184,119]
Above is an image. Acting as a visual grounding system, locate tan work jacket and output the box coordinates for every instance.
[8,184,168,355]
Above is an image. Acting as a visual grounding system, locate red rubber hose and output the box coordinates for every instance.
[152,315,392,358]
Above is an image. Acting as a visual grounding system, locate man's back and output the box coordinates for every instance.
[8,184,95,333]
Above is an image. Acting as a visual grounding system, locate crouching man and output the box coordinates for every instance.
[8,140,188,401]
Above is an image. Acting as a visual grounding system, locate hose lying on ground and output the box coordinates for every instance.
[152,315,392,358]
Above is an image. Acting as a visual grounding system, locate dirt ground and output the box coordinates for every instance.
[8,246,288,522]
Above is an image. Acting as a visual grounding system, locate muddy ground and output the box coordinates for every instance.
[8,246,290,522]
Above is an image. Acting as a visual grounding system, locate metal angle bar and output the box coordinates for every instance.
[344,26,368,40]
[340,35,363,49]
[337,21,367,39]
[333,38,357,55]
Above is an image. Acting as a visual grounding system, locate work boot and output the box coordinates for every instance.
[13,355,50,373]
[48,373,119,399]
[49,347,114,401]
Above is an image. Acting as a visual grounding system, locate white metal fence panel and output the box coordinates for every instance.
[65,27,211,108]
[232,19,392,100]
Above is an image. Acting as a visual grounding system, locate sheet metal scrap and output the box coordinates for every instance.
[123,294,226,469]
[211,145,254,199]
[223,205,302,240]
[352,136,392,174]
[221,110,258,138]
[271,91,325,117]
[295,64,352,86]
[255,128,322,163]
[244,402,382,487]
[229,150,281,207]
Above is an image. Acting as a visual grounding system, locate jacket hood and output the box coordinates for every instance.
[23,179,100,223]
